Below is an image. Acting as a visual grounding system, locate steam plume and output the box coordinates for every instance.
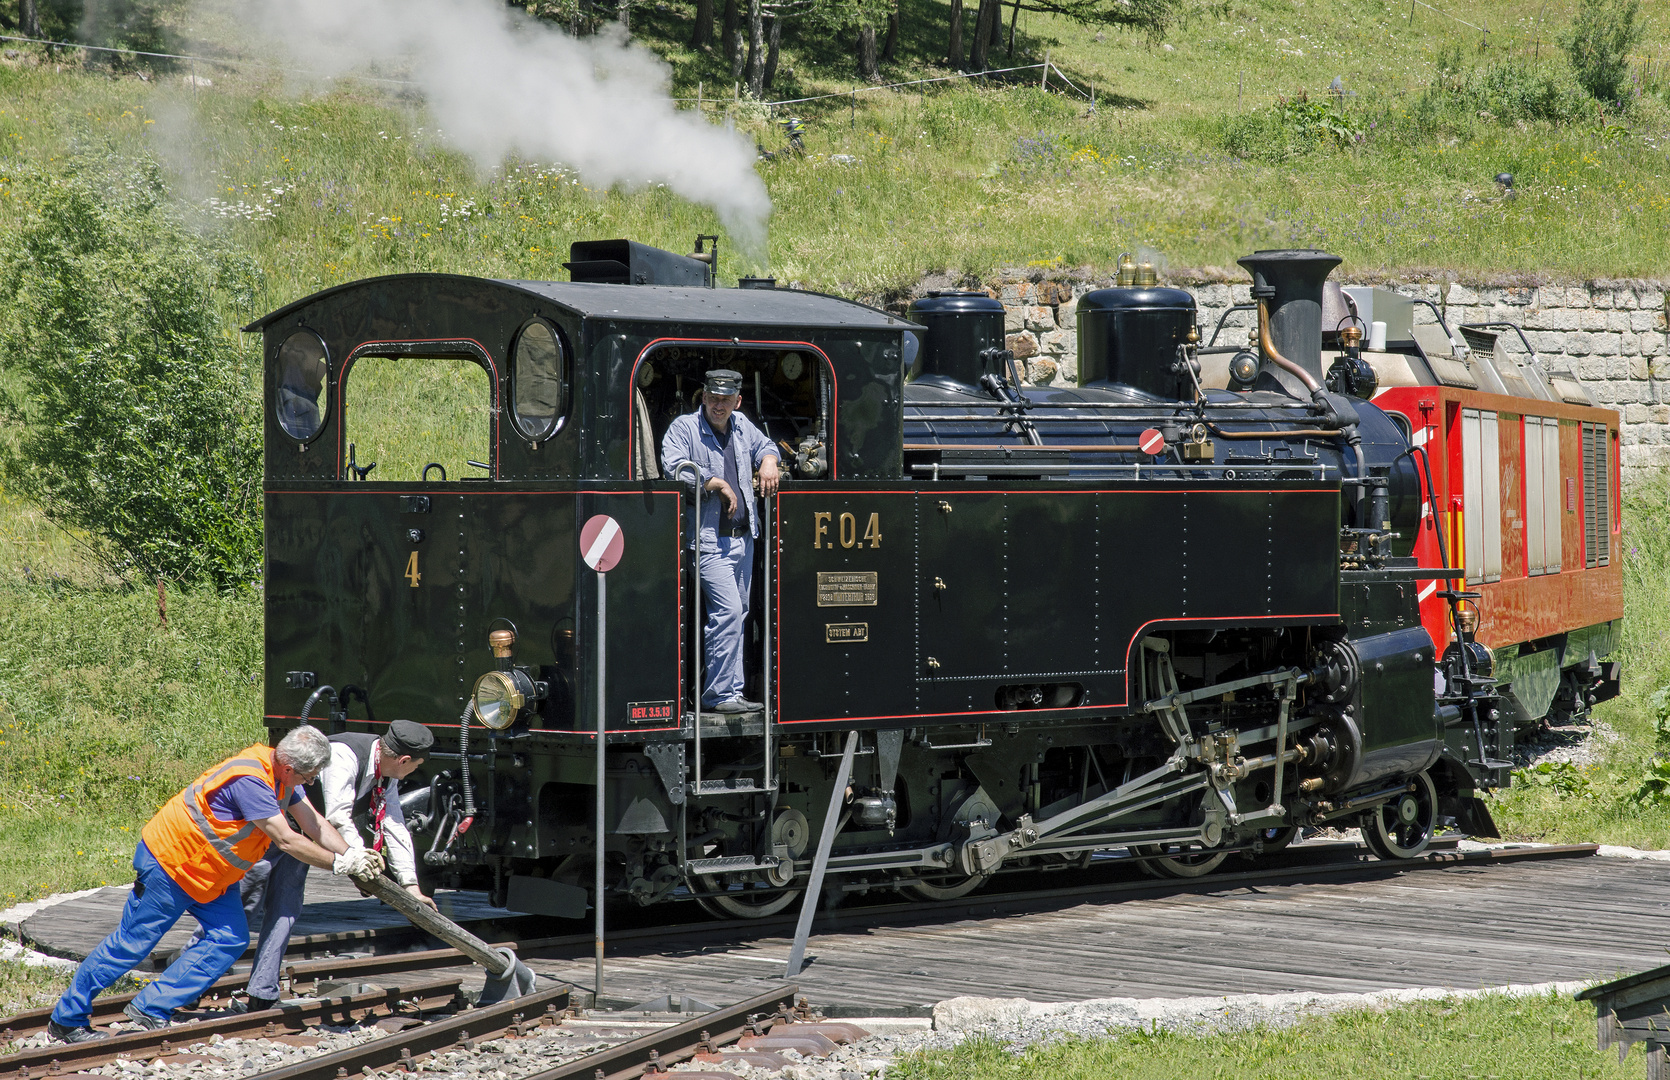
[244,0,771,257]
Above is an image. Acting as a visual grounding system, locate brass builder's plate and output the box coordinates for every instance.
[816,571,877,607]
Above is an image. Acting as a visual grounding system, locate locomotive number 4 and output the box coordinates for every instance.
[813,511,882,549]
[405,551,421,588]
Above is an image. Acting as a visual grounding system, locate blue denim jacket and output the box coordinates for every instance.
[660,409,780,544]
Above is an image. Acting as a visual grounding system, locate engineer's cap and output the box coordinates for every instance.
[704,368,743,396]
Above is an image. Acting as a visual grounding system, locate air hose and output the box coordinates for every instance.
[299,685,336,725]
[457,698,478,833]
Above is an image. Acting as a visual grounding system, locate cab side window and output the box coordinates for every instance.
[276,330,329,442]
[343,356,492,481]
[511,319,568,442]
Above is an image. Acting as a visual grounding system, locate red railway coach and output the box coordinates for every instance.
[1206,283,1623,732]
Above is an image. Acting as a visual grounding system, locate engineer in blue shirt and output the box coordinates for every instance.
[661,368,781,713]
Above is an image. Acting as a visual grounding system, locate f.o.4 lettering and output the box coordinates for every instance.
[813,511,881,549]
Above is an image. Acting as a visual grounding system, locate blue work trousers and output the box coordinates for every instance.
[51,842,248,1027]
[183,846,309,1001]
[699,534,754,707]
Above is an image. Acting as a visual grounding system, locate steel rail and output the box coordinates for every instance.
[519,987,798,1080]
[0,944,520,1040]
[235,983,573,1080]
[0,977,464,1078]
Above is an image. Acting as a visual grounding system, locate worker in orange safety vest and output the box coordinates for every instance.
[48,726,380,1043]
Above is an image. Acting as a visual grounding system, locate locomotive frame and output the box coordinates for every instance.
[250,243,1591,918]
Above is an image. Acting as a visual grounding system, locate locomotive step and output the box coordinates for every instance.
[690,779,771,796]
[686,855,781,876]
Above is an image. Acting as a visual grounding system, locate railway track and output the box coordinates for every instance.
[0,838,1602,1079]
[0,983,865,1080]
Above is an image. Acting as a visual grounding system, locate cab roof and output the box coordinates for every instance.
[244,273,917,332]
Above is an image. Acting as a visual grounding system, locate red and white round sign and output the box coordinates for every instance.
[1138,428,1166,455]
[580,515,625,573]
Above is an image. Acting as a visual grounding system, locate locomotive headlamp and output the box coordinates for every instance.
[1228,350,1260,389]
[473,669,536,730]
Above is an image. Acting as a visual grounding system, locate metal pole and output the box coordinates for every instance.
[594,569,607,1002]
[784,730,858,978]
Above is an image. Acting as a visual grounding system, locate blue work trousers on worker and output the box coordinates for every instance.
[51,842,248,1027]
[188,846,309,1002]
[699,534,754,707]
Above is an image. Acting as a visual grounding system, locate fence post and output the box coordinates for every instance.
[850,90,855,128]
[1040,49,1049,91]
[697,80,703,114]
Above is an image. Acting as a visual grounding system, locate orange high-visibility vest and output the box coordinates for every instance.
[141,745,290,902]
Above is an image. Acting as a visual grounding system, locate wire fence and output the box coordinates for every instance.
[0,32,419,86]
[0,30,1099,119]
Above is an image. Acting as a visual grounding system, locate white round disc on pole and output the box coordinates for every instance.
[580,514,624,573]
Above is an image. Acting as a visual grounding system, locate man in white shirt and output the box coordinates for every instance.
[230,721,437,1011]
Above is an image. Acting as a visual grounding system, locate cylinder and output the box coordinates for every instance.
[1369,321,1388,351]
[1075,287,1198,399]
[1236,249,1343,396]
[906,292,1007,387]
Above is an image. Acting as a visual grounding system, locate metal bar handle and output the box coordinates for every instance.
[672,461,704,795]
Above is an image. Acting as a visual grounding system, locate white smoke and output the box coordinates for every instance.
[243,0,771,258]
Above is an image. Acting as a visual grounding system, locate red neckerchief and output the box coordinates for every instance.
[370,756,387,853]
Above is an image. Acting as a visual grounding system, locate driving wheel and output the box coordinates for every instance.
[1134,843,1230,879]
[1360,770,1439,860]
[694,877,801,919]
[899,872,991,901]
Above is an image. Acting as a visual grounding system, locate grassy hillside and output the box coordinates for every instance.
[0,0,1667,302]
[0,0,1669,907]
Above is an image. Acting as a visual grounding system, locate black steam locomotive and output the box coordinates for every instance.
[253,240,1505,919]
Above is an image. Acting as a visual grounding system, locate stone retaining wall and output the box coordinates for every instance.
[901,276,1670,477]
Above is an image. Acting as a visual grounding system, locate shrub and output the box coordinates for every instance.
[0,157,264,591]
[1218,90,1365,163]
[1393,59,1589,144]
[1559,0,1644,104]
[1512,760,1594,800]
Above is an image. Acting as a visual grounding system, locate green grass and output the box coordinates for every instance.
[0,949,71,1016]
[0,488,263,902]
[893,993,1637,1080]
[0,0,1667,301]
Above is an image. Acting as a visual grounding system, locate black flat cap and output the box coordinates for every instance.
[382,719,435,758]
[704,368,743,395]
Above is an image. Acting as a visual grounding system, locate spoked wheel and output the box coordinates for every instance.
[1360,770,1439,860]
[694,877,801,919]
[1133,843,1230,879]
[899,872,991,901]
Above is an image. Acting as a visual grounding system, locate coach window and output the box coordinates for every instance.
[343,356,492,481]
[512,319,568,441]
[1460,408,1502,584]
[276,329,329,442]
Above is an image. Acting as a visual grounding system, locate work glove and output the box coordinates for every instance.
[332,848,385,880]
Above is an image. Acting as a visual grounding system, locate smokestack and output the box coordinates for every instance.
[1236,249,1342,397]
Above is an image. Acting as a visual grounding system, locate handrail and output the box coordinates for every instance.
[1207,303,1257,348]
[760,493,774,794]
[672,461,704,796]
